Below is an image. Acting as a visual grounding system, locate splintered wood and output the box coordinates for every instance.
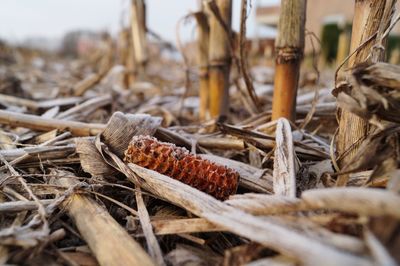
[273,118,296,197]
[55,177,154,266]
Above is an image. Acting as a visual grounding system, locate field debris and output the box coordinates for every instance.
[0,0,399,265]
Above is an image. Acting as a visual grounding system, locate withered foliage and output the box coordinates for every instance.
[336,62,400,124]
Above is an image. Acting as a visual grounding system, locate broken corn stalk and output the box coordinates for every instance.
[124,135,239,200]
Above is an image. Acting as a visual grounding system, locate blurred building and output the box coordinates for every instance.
[256,0,400,64]
[61,30,104,57]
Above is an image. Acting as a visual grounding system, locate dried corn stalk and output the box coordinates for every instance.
[194,8,210,120]
[207,0,232,117]
[336,0,396,177]
[124,135,239,200]
[273,118,297,197]
[271,0,306,121]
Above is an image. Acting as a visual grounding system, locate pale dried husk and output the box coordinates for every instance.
[75,137,118,177]
[102,112,162,157]
[75,112,162,178]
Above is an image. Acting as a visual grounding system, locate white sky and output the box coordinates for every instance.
[0,0,278,44]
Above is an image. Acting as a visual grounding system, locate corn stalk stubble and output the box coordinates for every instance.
[208,0,232,118]
[336,0,396,185]
[271,0,306,121]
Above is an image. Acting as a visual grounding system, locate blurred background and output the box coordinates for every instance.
[1,0,399,65]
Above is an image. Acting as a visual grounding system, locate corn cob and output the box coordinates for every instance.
[124,135,239,200]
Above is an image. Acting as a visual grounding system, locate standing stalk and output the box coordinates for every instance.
[208,0,232,118]
[271,0,306,121]
[195,4,210,120]
[131,0,148,79]
[336,0,396,185]
[335,24,350,66]
[118,29,135,88]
